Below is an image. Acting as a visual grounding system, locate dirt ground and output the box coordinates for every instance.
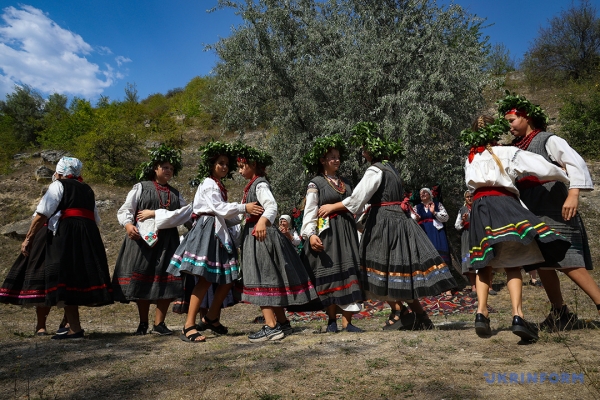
[1,157,600,400]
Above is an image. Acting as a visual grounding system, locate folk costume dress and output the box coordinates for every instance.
[167,177,243,291]
[465,146,571,271]
[413,201,451,264]
[0,212,59,305]
[514,132,594,271]
[240,177,318,306]
[40,178,113,307]
[454,205,472,275]
[112,181,187,303]
[342,162,457,301]
[300,175,364,310]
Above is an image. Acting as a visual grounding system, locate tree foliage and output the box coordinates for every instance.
[560,84,600,158]
[0,85,45,144]
[210,0,489,209]
[521,0,600,83]
[485,43,516,76]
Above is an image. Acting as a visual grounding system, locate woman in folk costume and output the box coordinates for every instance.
[112,145,187,336]
[20,157,113,339]
[413,187,451,265]
[461,116,571,342]
[498,92,600,330]
[300,134,364,333]
[454,190,478,293]
[236,144,318,342]
[316,122,457,331]
[166,141,261,343]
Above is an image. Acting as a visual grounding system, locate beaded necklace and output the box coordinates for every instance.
[153,180,171,209]
[242,175,260,204]
[323,173,345,194]
[210,176,228,201]
[513,129,541,150]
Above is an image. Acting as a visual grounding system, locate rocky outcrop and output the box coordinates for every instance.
[0,218,31,239]
[35,166,54,181]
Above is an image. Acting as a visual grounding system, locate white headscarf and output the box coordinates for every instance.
[56,157,83,178]
[279,215,292,224]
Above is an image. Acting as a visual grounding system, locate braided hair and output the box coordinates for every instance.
[470,115,506,175]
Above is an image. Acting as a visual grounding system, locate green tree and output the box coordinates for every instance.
[210,0,489,208]
[0,114,21,173]
[521,0,600,83]
[560,84,600,158]
[485,43,516,76]
[40,97,95,150]
[124,82,140,104]
[76,101,146,183]
[0,85,45,144]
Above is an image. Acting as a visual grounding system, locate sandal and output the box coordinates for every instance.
[382,310,403,331]
[179,326,206,343]
[197,316,228,335]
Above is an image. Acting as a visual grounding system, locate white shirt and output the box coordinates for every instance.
[341,166,383,214]
[250,182,278,224]
[544,136,593,190]
[465,146,569,196]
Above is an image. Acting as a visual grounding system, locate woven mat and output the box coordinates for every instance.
[283,291,496,323]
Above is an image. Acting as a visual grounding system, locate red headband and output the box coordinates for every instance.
[237,157,247,163]
[504,109,528,118]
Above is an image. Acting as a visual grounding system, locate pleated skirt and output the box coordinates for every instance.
[45,218,113,307]
[359,205,457,301]
[521,183,593,270]
[0,226,49,306]
[112,227,183,303]
[468,195,571,271]
[167,215,239,284]
[240,222,318,307]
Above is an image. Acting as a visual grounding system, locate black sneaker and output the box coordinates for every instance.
[152,322,173,336]
[248,324,284,343]
[134,322,148,336]
[474,313,491,337]
[280,320,293,336]
[511,315,539,342]
[540,305,578,332]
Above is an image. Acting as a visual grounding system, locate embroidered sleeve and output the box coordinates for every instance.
[434,202,449,222]
[546,136,594,190]
[117,183,142,226]
[301,184,319,239]
[256,182,278,223]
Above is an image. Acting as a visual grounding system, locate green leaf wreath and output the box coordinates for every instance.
[302,134,347,175]
[349,121,404,162]
[137,144,183,181]
[232,142,273,168]
[496,90,549,130]
[191,141,237,186]
[459,118,509,147]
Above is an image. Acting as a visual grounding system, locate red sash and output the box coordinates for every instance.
[516,176,551,191]
[60,208,95,221]
[473,187,517,201]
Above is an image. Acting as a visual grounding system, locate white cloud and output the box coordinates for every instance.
[0,5,130,99]
[115,55,131,67]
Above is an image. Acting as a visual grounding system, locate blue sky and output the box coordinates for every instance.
[0,1,580,103]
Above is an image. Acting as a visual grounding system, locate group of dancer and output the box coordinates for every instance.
[1,92,599,344]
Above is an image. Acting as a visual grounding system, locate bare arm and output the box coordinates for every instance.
[21,213,48,256]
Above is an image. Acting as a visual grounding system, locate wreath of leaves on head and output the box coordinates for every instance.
[232,142,273,168]
[302,134,347,175]
[137,144,183,181]
[459,118,510,147]
[349,121,404,162]
[496,90,549,130]
[193,140,237,185]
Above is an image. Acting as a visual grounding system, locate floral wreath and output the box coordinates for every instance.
[193,141,237,185]
[233,142,273,167]
[137,144,183,181]
[496,91,548,130]
[349,121,404,162]
[302,134,347,175]
[459,118,509,147]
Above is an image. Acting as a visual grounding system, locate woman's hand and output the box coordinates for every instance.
[245,202,264,216]
[21,238,31,256]
[562,190,580,221]
[427,203,435,213]
[136,210,155,222]
[309,235,324,252]
[252,219,268,241]
[317,204,336,218]
[462,213,469,222]
[125,223,141,240]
